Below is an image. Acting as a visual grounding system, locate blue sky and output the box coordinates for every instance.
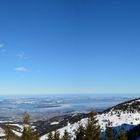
[0,0,140,94]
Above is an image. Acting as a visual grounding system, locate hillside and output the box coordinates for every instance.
[41,97,140,140]
[0,97,140,139]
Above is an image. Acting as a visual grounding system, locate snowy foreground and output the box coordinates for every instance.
[40,111,140,140]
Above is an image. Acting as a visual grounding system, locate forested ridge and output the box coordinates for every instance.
[3,112,129,140]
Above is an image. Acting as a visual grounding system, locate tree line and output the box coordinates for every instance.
[3,112,128,140]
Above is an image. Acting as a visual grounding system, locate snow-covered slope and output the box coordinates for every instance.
[0,97,140,140]
[40,98,140,140]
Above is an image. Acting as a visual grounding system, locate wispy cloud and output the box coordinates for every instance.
[0,43,6,53]
[17,52,28,59]
[0,44,4,48]
[15,67,27,72]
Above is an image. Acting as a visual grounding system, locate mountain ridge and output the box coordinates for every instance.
[0,97,140,139]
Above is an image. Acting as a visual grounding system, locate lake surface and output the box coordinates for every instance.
[0,93,139,121]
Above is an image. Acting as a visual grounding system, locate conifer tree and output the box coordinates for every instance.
[62,130,71,140]
[47,132,53,140]
[21,112,39,140]
[53,131,61,140]
[117,129,127,140]
[75,125,85,140]
[105,127,114,140]
[22,112,30,125]
[85,112,102,140]
[4,123,16,140]
[21,125,39,140]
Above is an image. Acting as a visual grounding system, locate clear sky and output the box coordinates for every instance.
[0,0,140,95]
